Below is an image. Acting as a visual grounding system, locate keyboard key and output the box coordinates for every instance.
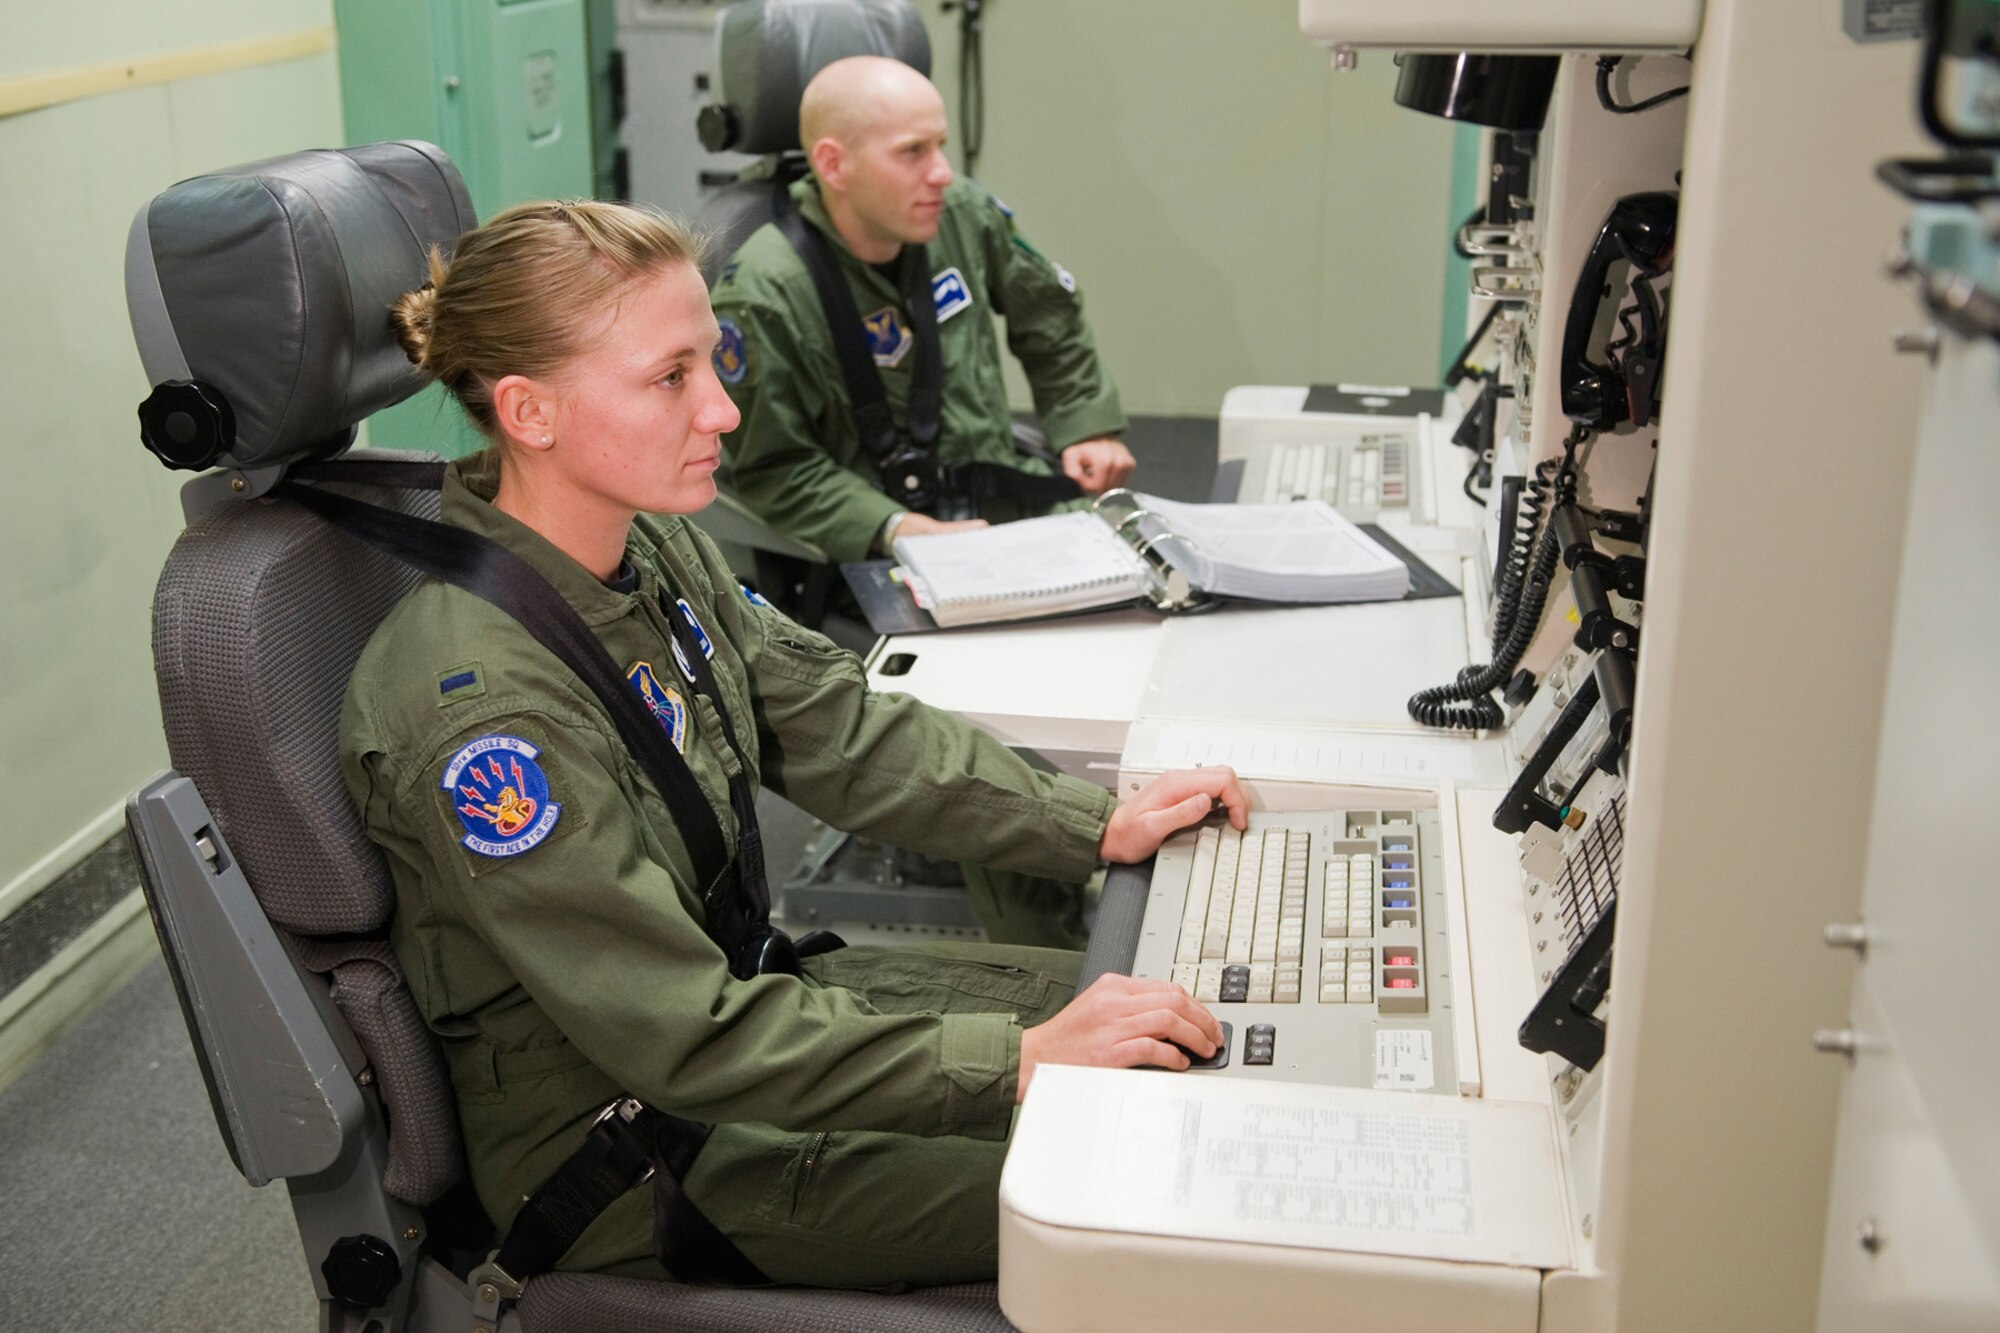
[1172,963,1198,992]
[1196,963,1225,1003]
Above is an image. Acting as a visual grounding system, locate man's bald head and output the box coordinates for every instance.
[800,56,943,156]
[799,55,955,261]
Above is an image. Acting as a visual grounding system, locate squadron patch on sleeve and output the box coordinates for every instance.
[714,317,749,384]
[931,266,973,323]
[740,582,773,608]
[626,662,689,752]
[441,734,562,859]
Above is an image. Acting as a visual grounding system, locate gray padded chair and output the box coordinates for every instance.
[122,140,1015,1332]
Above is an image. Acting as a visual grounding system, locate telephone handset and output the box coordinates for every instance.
[1559,192,1678,429]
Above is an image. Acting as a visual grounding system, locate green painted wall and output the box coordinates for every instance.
[923,2,1459,416]
[0,3,345,900]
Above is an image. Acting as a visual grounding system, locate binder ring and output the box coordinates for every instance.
[1113,508,1158,538]
[1133,529,1195,564]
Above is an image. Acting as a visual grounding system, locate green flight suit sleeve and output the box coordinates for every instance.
[716,293,904,563]
[977,192,1129,451]
[688,536,1118,879]
[348,694,1025,1141]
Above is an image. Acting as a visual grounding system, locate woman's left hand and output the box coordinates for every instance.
[1098,766,1248,863]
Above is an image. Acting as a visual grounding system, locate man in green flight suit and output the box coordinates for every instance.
[710,54,1137,563]
[710,56,1139,949]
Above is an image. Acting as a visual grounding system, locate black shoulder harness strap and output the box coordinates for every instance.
[777,207,943,463]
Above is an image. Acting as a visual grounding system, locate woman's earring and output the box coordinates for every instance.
[540,435,551,446]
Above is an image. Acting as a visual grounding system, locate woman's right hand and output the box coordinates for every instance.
[1016,974,1224,1102]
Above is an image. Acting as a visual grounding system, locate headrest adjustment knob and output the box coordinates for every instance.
[139,380,236,472]
[697,103,741,153]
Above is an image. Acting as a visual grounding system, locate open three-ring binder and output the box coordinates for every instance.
[841,490,1455,634]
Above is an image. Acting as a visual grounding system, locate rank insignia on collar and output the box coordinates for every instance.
[932,266,973,323]
[863,307,912,368]
[715,316,749,384]
[675,598,715,658]
[626,662,689,752]
[442,734,561,859]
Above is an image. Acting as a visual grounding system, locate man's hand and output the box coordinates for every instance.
[1018,974,1224,1100]
[1060,437,1137,494]
[1098,766,1248,864]
[888,513,990,541]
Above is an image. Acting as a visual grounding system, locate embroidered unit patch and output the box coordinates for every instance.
[626,662,689,752]
[442,734,561,858]
[740,582,772,608]
[931,266,973,323]
[714,317,748,384]
[675,598,716,658]
[863,307,912,367]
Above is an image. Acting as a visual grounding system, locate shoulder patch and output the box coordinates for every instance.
[740,582,773,608]
[626,662,689,752]
[714,317,748,384]
[932,266,973,323]
[985,188,1014,218]
[441,735,562,859]
[437,661,485,705]
[1053,262,1077,294]
[863,307,912,368]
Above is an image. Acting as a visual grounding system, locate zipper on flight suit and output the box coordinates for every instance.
[791,1131,832,1220]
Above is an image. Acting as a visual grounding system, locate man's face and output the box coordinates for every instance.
[841,96,954,248]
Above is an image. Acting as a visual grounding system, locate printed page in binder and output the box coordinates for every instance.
[891,510,1147,626]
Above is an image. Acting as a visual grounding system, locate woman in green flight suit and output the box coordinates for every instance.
[338,199,1241,1287]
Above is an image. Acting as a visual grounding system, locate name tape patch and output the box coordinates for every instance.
[932,266,973,323]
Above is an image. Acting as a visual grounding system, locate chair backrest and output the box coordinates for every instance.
[691,0,930,286]
[129,143,479,1206]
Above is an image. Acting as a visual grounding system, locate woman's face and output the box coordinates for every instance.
[543,261,741,517]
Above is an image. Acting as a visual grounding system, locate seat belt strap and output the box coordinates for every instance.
[949,459,1082,508]
[493,1099,771,1287]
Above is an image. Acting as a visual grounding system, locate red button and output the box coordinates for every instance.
[1387,978,1416,989]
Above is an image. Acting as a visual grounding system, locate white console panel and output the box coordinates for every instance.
[1296,0,1701,53]
[997,785,1596,1333]
[863,611,1163,776]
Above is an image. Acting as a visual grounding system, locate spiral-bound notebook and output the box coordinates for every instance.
[845,491,1446,634]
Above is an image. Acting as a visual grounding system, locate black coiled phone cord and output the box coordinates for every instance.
[1406,443,1578,731]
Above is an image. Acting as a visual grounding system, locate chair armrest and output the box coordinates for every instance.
[126,772,364,1185]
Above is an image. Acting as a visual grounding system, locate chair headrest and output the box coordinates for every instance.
[126,140,477,475]
[698,0,931,155]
